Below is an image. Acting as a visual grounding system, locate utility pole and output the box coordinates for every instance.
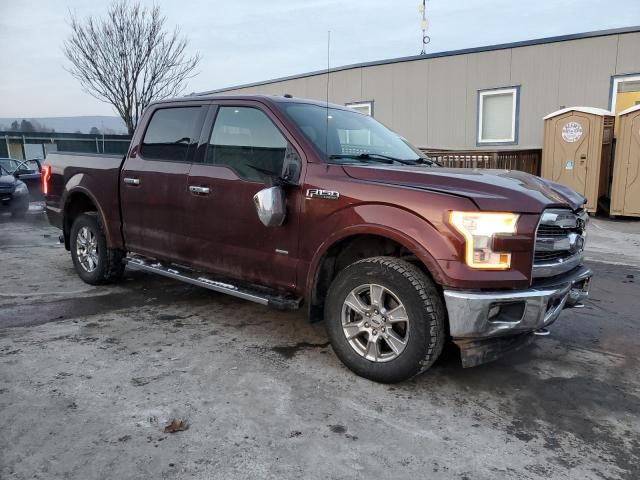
[418,1,431,55]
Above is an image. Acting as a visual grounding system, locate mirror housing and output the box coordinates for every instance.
[253,186,287,227]
[280,144,301,184]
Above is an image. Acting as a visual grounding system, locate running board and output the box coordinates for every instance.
[125,255,302,310]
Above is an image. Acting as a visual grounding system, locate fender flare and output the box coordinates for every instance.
[61,178,114,249]
[304,205,451,301]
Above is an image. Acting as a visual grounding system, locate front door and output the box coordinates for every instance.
[121,105,206,264]
[185,104,302,291]
[550,113,591,196]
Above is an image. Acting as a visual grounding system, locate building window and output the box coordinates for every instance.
[477,87,519,144]
[610,74,640,115]
[346,101,373,116]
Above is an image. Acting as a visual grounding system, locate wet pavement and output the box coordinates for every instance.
[0,210,639,479]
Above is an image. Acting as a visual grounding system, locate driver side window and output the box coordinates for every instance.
[208,106,287,182]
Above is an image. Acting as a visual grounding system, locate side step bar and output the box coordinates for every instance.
[125,255,302,310]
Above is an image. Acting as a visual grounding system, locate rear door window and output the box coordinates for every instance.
[208,107,287,181]
[141,107,202,161]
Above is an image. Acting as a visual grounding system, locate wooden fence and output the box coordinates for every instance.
[419,148,542,176]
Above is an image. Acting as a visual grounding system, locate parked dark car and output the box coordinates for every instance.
[0,163,30,218]
[0,158,43,202]
[43,95,592,383]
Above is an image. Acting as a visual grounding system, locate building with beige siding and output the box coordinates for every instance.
[200,27,640,152]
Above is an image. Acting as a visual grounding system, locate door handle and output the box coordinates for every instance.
[189,185,210,195]
[123,177,140,185]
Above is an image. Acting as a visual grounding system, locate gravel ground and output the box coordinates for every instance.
[1,210,639,480]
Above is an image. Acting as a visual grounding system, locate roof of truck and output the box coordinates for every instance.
[150,94,354,111]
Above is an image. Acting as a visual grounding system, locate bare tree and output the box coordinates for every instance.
[63,1,200,135]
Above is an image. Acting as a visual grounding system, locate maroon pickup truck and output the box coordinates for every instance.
[43,95,591,383]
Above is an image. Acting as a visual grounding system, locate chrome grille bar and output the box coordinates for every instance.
[533,208,587,279]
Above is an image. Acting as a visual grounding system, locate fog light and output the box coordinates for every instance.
[488,305,501,319]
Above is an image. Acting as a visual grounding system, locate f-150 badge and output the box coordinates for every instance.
[306,189,340,200]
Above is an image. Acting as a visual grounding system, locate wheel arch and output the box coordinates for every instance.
[305,225,446,323]
[62,187,107,250]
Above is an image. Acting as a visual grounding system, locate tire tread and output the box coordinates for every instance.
[350,256,445,375]
[73,212,124,284]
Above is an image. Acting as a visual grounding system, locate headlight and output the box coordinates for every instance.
[14,182,28,194]
[449,211,519,270]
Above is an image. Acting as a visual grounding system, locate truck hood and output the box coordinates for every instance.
[342,165,585,213]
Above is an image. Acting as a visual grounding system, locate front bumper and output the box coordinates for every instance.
[443,265,592,366]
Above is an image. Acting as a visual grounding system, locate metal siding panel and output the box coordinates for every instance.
[556,36,618,108]
[277,78,309,98]
[362,64,394,125]
[426,55,468,148]
[328,69,362,105]
[305,74,328,101]
[391,60,429,147]
[511,43,563,148]
[615,32,640,74]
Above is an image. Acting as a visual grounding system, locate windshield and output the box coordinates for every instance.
[282,103,432,165]
[0,158,20,173]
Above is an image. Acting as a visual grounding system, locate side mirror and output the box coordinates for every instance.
[253,186,286,227]
[280,144,301,184]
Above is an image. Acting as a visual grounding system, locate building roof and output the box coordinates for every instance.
[543,107,613,119]
[197,26,640,96]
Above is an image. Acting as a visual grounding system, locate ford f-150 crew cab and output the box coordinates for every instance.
[43,95,592,383]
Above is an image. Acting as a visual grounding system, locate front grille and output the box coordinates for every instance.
[533,208,587,278]
[536,224,570,237]
[534,251,570,262]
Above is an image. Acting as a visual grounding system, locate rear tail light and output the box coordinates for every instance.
[42,165,51,195]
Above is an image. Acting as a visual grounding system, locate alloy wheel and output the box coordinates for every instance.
[341,283,410,362]
[76,226,99,273]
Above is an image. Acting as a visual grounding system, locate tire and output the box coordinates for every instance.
[324,256,445,383]
[69,213,125,285]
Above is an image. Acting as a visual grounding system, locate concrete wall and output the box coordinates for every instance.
[213,31,640,150]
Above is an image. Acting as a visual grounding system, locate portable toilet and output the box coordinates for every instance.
[542,107,615,213]
[610,104,640,217]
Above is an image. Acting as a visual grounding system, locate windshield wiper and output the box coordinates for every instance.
[329,153,423,166]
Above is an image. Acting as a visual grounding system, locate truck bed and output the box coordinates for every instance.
[45,152,125,249]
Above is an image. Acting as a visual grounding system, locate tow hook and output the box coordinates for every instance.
[534,328,551,336]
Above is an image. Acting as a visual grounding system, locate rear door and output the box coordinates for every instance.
[14,159,43,202]
[121,104,206,264]
[185,103,303,291]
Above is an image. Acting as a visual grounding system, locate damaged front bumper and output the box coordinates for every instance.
[443,265,592,367]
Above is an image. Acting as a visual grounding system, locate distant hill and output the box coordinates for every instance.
[0,116,127,134]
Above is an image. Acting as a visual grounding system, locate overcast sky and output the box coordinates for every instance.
[1,0,638,117]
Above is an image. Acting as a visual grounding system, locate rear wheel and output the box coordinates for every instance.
[70,213,125,285]
[324,256,445,383]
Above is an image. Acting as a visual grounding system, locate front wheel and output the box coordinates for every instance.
[70,213,125,285]
[324,257,445,383]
